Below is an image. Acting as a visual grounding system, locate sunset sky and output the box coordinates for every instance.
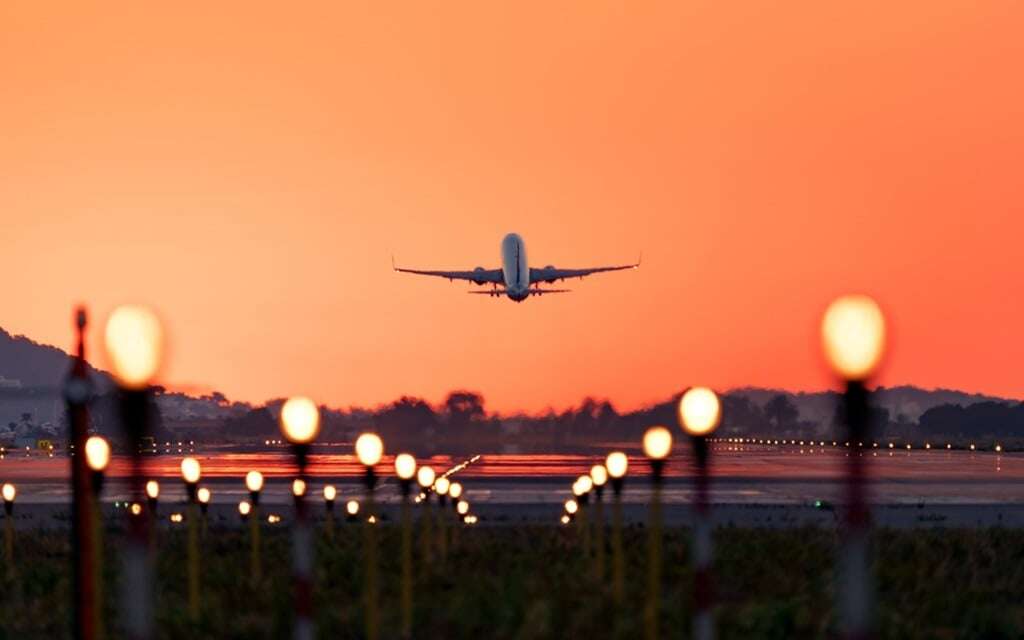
[2,2,1022,413]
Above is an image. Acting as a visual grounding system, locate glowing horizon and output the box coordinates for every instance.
[3,2,1023,413]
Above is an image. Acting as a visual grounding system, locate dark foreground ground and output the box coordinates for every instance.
[2,521,1023,639]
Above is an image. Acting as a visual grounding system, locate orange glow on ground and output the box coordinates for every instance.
[2,3,1023,411]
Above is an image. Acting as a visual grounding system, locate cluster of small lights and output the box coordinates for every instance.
[267,514,282,524]
[708,436,1001,454]
[263,439,285,446]
[169,513,184,523]
[463,515,478,525]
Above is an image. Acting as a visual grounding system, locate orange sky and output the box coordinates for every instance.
[2,2,1022,413]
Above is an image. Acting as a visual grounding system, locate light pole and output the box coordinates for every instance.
[197,488,211,538]
[104,305,163,640]
[642,425,673,640]
[245,470,264,584]
[822,294,887,640]
[3,483,15,576]
[279,396,321,640]
[434,476,451,561]
[394,453,417,639]
[181,457,202,621]
[323,485,337,538]
[605,451,628,605]
[146,481,160,519]
[85,436,111,639]
[448,482,464,548]
[65,307,96,640]
[416,466,436,569]
[590,464,608,582]
[573,475,594,561]
[355,433,384,640]
[346,500,360,523]
[239,500,251,524]
[678,387,723,640]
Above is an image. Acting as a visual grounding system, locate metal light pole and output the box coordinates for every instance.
[605,451,628,605]
[85,436,111,640]
[416,466,436,572]
[394,453,418,639]
[822,294,887,640]
[105,305,164,640]
[590,464,608,583]
[679,387,724,640]
[279,396,321,640]
[181,457,202,621]
[245,470,264,585]
[642,426,673,640]
[355,433,384,640]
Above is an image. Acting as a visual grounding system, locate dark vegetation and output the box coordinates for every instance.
[1,522,1022,639]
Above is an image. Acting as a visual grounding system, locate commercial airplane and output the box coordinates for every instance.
[393,232,640,302]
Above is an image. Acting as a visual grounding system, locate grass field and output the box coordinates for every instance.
[1,518,1023,639]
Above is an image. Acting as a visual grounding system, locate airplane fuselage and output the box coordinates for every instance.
[501,233,530,301]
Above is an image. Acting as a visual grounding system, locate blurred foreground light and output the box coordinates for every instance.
[170,513,183,523]
[355,433,384,467]
[130,503,142,516]
[2,483,15,502]
[417,466,436,489]
[606,452,628,479]
[238,500,251,516]
[146,480,160,499]
[346,500,360,516]
[821,295,886,381]
[564,499,578,515]
[434,477,450,496]
[292,478,307,497]
[590,464,608,486]
[279,397,321,444]
[104,305,164,389]
[85,435,111,472]
[642,426,673,460]
[449,482,463,499]
[323,485,337,501]
[246,470,264,493]
[576,475,594,494]
[197,487,211,504]
[678,387,722,436]
[180,457,201,484]
[394,453,417,480]
[456,500,469,515]
[561,514,570,525]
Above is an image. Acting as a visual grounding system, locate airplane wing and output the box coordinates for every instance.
[393,257,504,285]
[529,258,640,284]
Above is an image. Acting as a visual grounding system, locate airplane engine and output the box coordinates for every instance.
[472,266,487,285]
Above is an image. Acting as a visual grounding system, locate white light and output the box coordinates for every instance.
[292,478,307,497]
[84,436,111,472]
[642,426,673,460]
[449,482,463,499]
[323,485,337,501]
[279,397,321,444]
[246,470,264,493]
[434,477,450,496]
[180,457,201,484]
[821,294,887,381]
[346,500,360,516]
[2,483,15,502]
[197,487,211,504]
[590,465,608,486]
[678,387,722,436]
[606,452,628,479]
[355,433,384,467]
[394,453,417,480]
[417,466,436,488]
[146,480,160,499]
[103,305,164,389]
[238,500,251,516]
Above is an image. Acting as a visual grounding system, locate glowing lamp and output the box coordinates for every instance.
[564,499,578,515]
[238,500,251,517]
[561,514,570,525]
[130,503,142,516]
[590,465,608,487]
[180,457,201,484]
[355,433,384,467]
[417,466,436,489]
[279,396,321,444]
[449,482,463,499]
[245,470,264,493]
[323,485,337,501]
[197,487,211,504]
[643,426,673,460]
[456,500,469,515]
[84,435,111,472]
[576,475,594,494]
[2,483,15,503]
[346,500,360,516]
[146,480,160,500]
[821,295,886,381]
[394,453,417,480]
[103,305,164,389]
[678,387,722,436]
[292,478,307,497]
[606,452,628,479]
[434,477,450,496]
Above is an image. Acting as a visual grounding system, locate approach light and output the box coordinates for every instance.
[394,453,417,480]
[564,499,578,515]
[417,466,436,489]
[279,396,320,444]
[449,482,463,499]
[678,387,722,436]
[821,294,886,381]
[346,500,360,516]
[180,457,201,484]
[197,487,211,504]
[146,480,160,500]
[104,305,164,389]
[590,464,608,486]
[606,452,628,479]
[642,426,673,460]
[292,478,307,497]
[323,485,337,501]
[434,477,450,496]
[456,500,469,515]
[245,470,264,493]
[355,433,384,467]
[84,435,111,472]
